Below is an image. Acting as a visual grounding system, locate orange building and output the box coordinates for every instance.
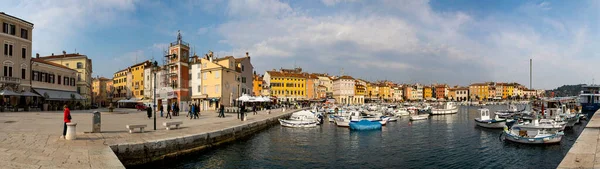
[253,73,263,96]
[164,32,190,106]
[306,74,318,99]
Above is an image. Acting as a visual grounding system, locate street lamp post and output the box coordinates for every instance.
[152,61,158,130]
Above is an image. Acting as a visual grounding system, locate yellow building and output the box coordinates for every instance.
[199,52,241,109]
[92,77,111,107]
[366,83,379,100]
[379,85,391,101]
[40,52,93,105]
[469,83,489,101]
[129,61,151,99]
[423,86,433,100]
[355,83,366,96]
[112,69,128,101]
[265,68,307,102]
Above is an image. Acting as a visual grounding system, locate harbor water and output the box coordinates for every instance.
[146,105,590,169]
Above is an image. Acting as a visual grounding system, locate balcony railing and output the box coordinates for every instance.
[0,76,21,84]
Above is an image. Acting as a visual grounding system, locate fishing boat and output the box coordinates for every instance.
[279,110,321,128]
[474,108,506,129]
[429,102,458,115]
[503,119,564,144]
[334,111,361,127]
[392,108,410,117]
[349,119,382,130]
[409,108,429,121]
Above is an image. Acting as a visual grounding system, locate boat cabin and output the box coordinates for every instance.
[479,109,491,120]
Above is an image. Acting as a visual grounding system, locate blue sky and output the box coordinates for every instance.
[2,0,599,89]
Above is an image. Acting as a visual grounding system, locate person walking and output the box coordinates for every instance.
[253,105,257,115]
[240,103,245,121]
[219,104,225,118]
[194,104,200,119]
[166,103,172,119]
[62,105,71,139]
[160,105,164,117]
[146,104,152,119]
[189,104,195,120]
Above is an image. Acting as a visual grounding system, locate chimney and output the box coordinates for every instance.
[36,53,39,58]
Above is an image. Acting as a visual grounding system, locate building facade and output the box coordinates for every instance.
[423,86,433,100]
[264,68,306,103]
[435,84,448,99]
[39,52,92,105]
[252,73,263,96]
[333,76,355,105]
[235,53,253,96]
[31,58,81,106]
[129,61,150,99]
[91,77,111,107]
[1,12,33,99]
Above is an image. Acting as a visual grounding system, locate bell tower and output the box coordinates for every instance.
[165,30,191,105]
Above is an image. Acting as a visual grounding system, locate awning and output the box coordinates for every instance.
[33,88,85,101]
[22,91,41,97]
[0,89,21,96]
[192,94,208,99]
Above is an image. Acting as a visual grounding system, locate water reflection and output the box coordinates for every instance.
[143,104,588,169]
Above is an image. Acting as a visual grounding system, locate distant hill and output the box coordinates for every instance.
[545,84,584,97]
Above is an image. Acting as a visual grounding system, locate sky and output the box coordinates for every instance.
[2,0,600,89]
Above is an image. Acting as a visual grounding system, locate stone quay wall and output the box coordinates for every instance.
[110,109,299,166]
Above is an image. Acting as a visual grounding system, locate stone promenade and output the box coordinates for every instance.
[559,109,600,169]
[0,107,290,169]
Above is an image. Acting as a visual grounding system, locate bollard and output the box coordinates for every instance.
[66,123,77,140]
[92,111,101,133]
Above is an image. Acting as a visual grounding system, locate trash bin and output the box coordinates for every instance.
[92,111,101,133]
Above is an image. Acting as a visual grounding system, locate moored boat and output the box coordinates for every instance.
[430,102,458,115]
[349,119,382,130]
[279,110,321,128]
[502,119,565,144]
[474,108,506,129]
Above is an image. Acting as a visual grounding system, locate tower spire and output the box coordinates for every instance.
[177,30,182,43]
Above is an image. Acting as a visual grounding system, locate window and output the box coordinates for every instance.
[215,71,220,78]
[66,63,69,67]
[242,65,245,71]
[21,47,26,58]
[58,75,61,84]
[9,24,15,35]
[71,78,75,86]
[2,66,6,76]
[203,85,207,93]
[202,72,207,80]
[78,74,81,81]
[77,87,81,94]
[21,68,25,79]
[2,23,7,33]
[8,67,12,77]
[4,43,13,56]
[215,85,219,93]
[197,85,201,93]
[242,77,246,83]
[20,29,28,39]
[197,73,200,79]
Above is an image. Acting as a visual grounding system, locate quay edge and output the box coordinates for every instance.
[558,109,600,169]
[110,109,300,167]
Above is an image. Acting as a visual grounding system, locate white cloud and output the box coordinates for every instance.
[214,0,595,89]
[226,0,293,18]
[321,0,361,6]
[197,27,210,35]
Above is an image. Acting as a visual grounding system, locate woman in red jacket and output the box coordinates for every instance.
[62,105,71,139]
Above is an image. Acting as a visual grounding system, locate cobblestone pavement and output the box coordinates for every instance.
[0,107,290,169]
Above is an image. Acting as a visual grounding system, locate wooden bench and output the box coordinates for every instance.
[163,121,183,130]
[126,124,147,133]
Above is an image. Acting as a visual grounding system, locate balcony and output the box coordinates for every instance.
[170,40,189,47]
[0,76,21,84]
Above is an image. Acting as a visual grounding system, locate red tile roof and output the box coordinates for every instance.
[32,58,74,71]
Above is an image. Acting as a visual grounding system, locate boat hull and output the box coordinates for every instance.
[349,120,382,130]
[409,115,429,121]
[474,119,506,129]
[503,131,562,144]
[581,103,600,112]
[334,118,350,127]
[430,108,458,115]
[278,119,318,128]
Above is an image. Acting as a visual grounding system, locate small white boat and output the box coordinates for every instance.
[279,110,320,128]
[430,102,458,115]
[474,108,506,129]
[409,114,429,121]
[503,119,564,144]
[393,108,410,117]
